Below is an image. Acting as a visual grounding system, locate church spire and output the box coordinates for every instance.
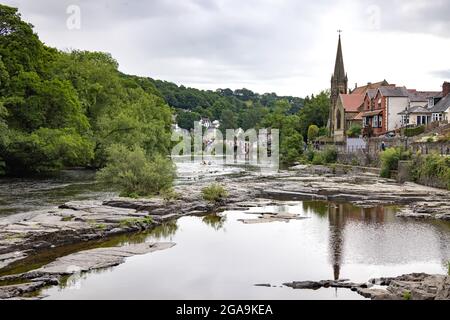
[333,34,346,83]
[328,32,349,137]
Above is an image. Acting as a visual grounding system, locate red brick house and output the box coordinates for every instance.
[361,86,409,136]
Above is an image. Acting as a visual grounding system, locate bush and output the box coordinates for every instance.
[413,153,450,190]
[322,146,338,164]
[346,124,362,138]
[312,152,325,165]
[307,125,319,142]
[280,130,304,164]
[97,144,176,197]
[404,125,425,137]
[201,183,228,203]
[304,147,315,162]
[318,127,329,138]
[380,147,411,178]
[160,188,180,202]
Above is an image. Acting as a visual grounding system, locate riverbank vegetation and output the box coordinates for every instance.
[201,184,229,204]
[0,5,174,194]
[410,153,450,190]
[379,147,412,178]
[0,4,331,195]
[301,146,338,165]
[97,145,176,197]
[379,147,450,190]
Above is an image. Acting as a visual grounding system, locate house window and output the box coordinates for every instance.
[378,115,383,128]
[417,115,428,125]
[432,113,438,121]
[428,98,434,108]
[373,116,378,128]
[402,115,409,125]
[432,113,442,122]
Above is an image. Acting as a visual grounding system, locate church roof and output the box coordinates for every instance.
[352,80,390,95]
[332,35,346,83]
[339,94,364,112]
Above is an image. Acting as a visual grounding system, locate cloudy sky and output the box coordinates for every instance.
[3,0,450,97]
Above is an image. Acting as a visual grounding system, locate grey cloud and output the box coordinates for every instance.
[430,70,450,79]
[359,0,450,37]
[2,0,449,96]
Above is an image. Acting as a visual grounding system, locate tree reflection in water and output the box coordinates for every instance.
[148,221,179,240]
[202,213,227,231]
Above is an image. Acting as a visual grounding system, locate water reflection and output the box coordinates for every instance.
[322,202,450,280]
[147,222,179,241]
[202,214,227,231]
[17,200,450,300]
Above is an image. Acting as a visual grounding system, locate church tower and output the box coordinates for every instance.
[329,34,348,136]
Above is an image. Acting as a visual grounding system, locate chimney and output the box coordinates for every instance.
[443,81,450,97]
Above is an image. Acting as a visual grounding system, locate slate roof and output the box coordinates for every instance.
[398,105,431,115]
[408,90,442,102]
[352,80,389,95]
[429,94,450,113]
[378,86,409,97]
[332,35,346,83]
[366,89,377,99]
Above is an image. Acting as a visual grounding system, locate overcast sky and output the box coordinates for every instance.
[3,0,450,97]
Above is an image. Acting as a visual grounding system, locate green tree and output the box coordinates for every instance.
[97,144,176,197]
[347,124,362,138]
[3,128,93,174]
[298,91,330,138]
[176,110,200,130]
[221,108,237,130]
[307,125,319,142]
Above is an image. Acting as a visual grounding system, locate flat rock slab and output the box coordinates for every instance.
[238,213,309,224]
[0,281,47,299]
[35,242,175,275]
[0,251,28,269]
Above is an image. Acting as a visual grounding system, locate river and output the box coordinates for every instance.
[1,164,450,300]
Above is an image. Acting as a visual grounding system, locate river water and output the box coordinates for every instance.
[1,165,450,300]
[36,202,450,300]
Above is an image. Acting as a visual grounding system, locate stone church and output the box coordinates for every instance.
[328,34,348,141]
[328,35,389,142]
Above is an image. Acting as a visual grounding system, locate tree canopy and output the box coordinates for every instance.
[0,4,173,176]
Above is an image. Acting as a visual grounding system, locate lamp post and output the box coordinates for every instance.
[404,108,410,150]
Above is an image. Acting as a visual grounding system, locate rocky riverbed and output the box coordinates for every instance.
[1,165,450,299]
[282,273,450,300]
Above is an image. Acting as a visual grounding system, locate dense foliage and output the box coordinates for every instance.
[379,147,412,178]
[0,5,173,180]
[307,125,319,142]
[404,125,425,137]
[156,78,330,165]
[346,124,362,138]
[97,145,176,197]
[302,146,338,165]
[411,153,450,190]
[201,183,229,204]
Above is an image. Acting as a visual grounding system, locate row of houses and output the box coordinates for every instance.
[336,81,449,139]
[329,35,450,141]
